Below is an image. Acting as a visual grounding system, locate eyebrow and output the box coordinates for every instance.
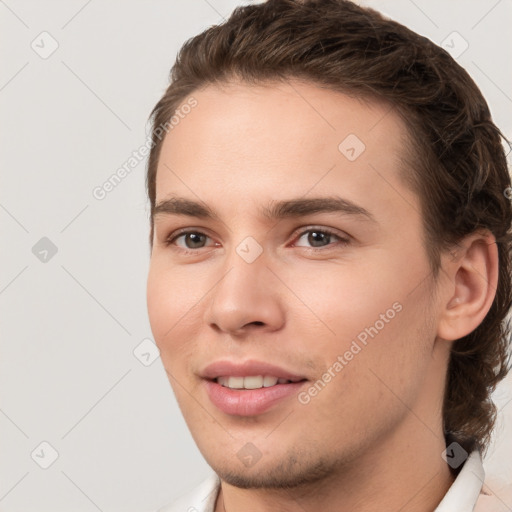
[153,195,377,224]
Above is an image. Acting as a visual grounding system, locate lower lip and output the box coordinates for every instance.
[204,379,307,416]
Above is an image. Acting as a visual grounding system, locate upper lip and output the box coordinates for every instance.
[200,360,308,381]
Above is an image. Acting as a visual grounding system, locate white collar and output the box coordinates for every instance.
[434,449,485,511]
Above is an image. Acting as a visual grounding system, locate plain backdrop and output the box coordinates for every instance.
[1,1,511,511]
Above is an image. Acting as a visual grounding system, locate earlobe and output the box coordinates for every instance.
[437,231,499,341]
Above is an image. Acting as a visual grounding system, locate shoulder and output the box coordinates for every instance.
[156,473,221,512]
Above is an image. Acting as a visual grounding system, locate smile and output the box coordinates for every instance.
[216,375,305,389]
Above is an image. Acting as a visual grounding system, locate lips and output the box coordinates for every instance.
[200,360,308,416]
[201,360,307,381]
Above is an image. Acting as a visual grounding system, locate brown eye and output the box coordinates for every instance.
[179,232,208,249]
[303,230,332,247]
[294,228,349,249]
[165,230,213,250]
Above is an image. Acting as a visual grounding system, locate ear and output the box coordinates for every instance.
[437,231,499,341]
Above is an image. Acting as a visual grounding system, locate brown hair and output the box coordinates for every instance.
[146,0,512,454]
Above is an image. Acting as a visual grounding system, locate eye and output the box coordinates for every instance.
[293,227,349,249]
[165,230,215,250]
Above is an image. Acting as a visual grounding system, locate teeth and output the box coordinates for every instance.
[216,375,291,389]
[245,376,265,389]
[263,376,279,387]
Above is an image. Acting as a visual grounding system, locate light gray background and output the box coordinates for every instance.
[1,1,511,511]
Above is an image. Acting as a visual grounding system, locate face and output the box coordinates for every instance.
[147,80,447,489]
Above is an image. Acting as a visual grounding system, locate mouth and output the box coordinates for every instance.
[200,360,309,416]
[213,375,307,390]
[204,378,308,416]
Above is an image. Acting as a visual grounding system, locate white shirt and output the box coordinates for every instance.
[158,450,505,512]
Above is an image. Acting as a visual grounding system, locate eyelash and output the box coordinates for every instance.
[163,226,350,254]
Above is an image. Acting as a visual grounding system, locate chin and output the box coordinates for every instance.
[209,450,340,490]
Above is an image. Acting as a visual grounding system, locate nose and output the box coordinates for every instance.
[203,254,285,337]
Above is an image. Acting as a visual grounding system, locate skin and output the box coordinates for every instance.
[146,79,498,512]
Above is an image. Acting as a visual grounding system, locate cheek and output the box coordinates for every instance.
[146,261,202,357]
[146,265,171,341]
[324,289,434,415]
[277,260,404,344]
[301,304,433,444]
[285,251,433,378]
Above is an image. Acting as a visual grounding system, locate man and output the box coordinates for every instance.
[145,1,512,510]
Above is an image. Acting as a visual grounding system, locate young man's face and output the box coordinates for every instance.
[147,80,451,488]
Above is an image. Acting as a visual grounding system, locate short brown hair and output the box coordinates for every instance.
[146,0,512,454]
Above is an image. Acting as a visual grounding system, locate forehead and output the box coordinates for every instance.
[154,79,416,220]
